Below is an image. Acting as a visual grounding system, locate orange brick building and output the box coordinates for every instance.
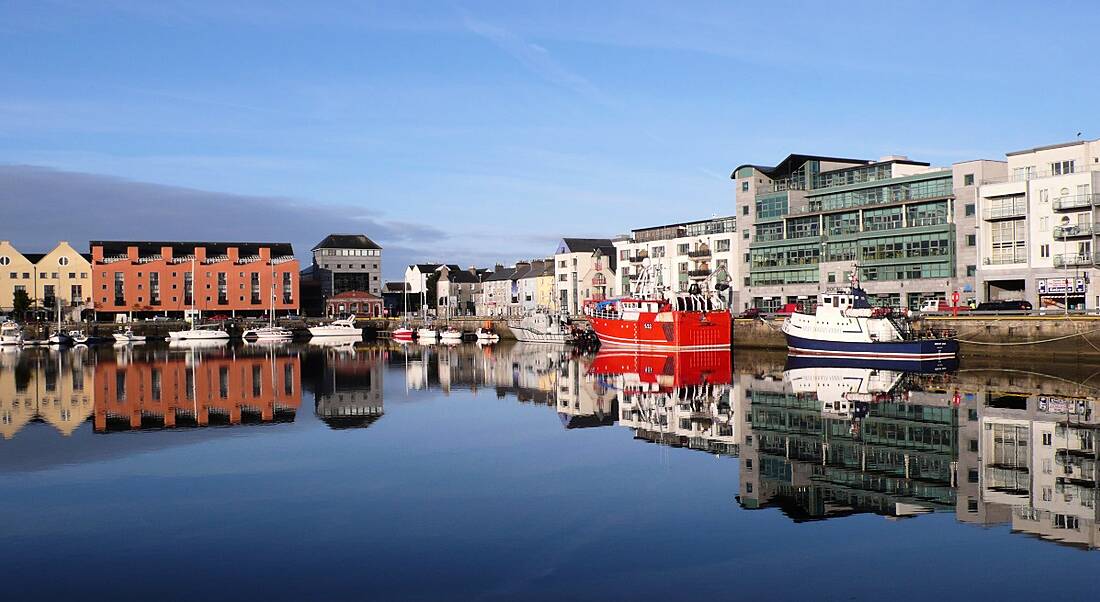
[89,241,299,317]
[94,352,301,432]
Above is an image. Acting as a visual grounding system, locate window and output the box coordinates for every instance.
[742,205,749,216]
[715,239,730,252]
[676,244,689,255]
[742,229,750,240]
[827,272,836,283]
[741,181,749,192]
[1042,432,1052,446]
[964,173,974,186]
[964,203,975,216]
[966,234,976,246]
[966,265,976,277]
[1051,160,1075,175]
[1040,244,1050,258]
[651,246,666,258]
[0,256,8,266]
[113,272,125,306]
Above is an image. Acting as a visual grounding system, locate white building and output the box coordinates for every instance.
[976,139,1100,311]
[611,216,737,305]
[553,238,616,315]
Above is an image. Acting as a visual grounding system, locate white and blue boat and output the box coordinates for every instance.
[781,280,958,369]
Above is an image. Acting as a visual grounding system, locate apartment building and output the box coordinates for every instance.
[976,139,1100,311]
[435,265,483,317]
[732,153,994,312]
[553,238,615,314]
[306,234,383,298]
[611,216,737,305]
[89,241,299,318]
[0,240,91,321]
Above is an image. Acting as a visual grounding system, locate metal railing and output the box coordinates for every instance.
[688,269,711,278]
[687,249,711,259]
[980,163,1100,186]
[984,249,1028,265]
[1053,194,1095,210]
[1053,223,1097,238]
[984,205,1027,220]
[1054,253,1097,268]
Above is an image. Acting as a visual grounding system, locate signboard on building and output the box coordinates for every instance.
[1037,277,1086,295]
[1038,395,1091,417]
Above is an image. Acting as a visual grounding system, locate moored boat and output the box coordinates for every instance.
[440,328,464,341]
[416,327,439,342]
[309,317,361,338]
[113,327,146,343]
[392,326,415,341]
[242,325,293,341]
[781,274,958,366]
[0,321,24,346]
[508,311,571,344]
[475,327,499,343]
[584,261,730,350]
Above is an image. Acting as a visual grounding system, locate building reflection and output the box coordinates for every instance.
[0,349,95,439]
[93,347,301,432]
[312,344,383,429]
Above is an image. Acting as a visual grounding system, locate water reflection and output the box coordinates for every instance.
[0,348,95,439]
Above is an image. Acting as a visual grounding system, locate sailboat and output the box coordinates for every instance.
[243,266,293,341]
[393,280,414,340]
[113,310,145,343]
[47,299,73,346]
[168,258,230,342]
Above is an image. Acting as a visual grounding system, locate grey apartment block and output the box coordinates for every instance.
[310,234,383,297]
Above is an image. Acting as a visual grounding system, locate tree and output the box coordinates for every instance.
[12,289,31,320]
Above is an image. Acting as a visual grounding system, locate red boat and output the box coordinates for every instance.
[588,349,731,389]
[584,294,730,350]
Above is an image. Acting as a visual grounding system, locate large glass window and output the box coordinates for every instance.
[755,192,789,220]
[755,222,784,242]
[787,216,820,239]
[863,206,903,231]
[825,212,860,236]
[814,175,951,211]
[906,201,949,227]
[990,220,1027,264]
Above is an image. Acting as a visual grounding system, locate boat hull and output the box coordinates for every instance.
[785,332,958,369]
[588,310,730,350]
[508,326,568,343]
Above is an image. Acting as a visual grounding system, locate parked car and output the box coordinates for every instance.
[737,307,761,319]
[150,315,171,321]
[975,300,1032,312]
[773,303,801,317]
[208,314,231,322]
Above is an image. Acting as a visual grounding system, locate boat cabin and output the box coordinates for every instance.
[816,287,873,315]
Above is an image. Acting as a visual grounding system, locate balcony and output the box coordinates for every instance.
[687,248,712,259]
[1053,194,1095,211]
[688,269,711,278]
[984,206,1027,220]
[984,250,1028,265]
[1053,223,1096,238]
[629,251,648,263]
[1054,253,1096,268]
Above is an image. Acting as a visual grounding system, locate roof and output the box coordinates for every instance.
[1006,138,1095,157]
[411,263,441,272]
[484,267,516,282]
[383,282,406,293]
[327,290,381,300]
[519,262,550,279]
[22,253,46,263]
[446,269,481,284]
[730,153,869,179]
[511,264,532,279]
[311,234,381,251]
[90,240,294,257]
[558,238,614,254]
[433,264,463,273]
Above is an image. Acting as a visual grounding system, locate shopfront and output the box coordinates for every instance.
[1037,277,1086,311]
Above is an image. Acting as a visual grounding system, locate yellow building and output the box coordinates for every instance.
[0,240,91,321]
[534,258,557,311]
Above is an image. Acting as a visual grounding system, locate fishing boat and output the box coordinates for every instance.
[0,321,24,346]
[309,316,361,337]
[168,258,230,341]
[508,311,571,344]
[584,260,730,350]
[781,273,958,367]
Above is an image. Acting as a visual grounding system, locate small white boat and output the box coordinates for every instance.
[475,327,500,343]
[417,327,439,341]
[308,334,362,349]
[0,321,24,346]
[508,311,571,344]
[440,328,464,341]
[113,327,146,343]
[167,325,230,341]
[242,325,293,341]
[68,330,90,345]
[309,317,361,337]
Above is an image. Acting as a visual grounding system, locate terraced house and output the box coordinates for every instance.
[732,153,997,312]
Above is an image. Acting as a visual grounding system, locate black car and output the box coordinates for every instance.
[975,300,1033,312]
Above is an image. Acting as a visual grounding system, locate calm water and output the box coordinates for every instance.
[1,340,1098,600]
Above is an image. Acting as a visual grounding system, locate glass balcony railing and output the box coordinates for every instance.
[984,205,1027,220]
[1054,253,1096,268]
[1053,194,1095,210]
[1053,223,1096,238]
[984,249,1029,265]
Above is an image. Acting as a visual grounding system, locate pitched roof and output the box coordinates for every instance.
[22,253,46,263]
[511,264,532,279]
[383,282,406,293]
[559,238,613,254]
[484,267,515,282]
[328,290,381,300]
[312,234,381,251]
[412,263,441,272]
[447,269,481,284]
[90,241,294,257]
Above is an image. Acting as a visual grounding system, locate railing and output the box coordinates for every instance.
[754,233,785,243]
[981,163,1100,186]
[1053,194,1095,210]
[1054,253,1096,268]
[984,205,1027,220]
[984,249,1028,265]
[687,249,712,259]
[100,255,130,264]
[688,269,711,278]
[1053,223,1096,238]
[629,252,648,263]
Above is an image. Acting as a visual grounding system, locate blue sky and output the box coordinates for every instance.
[2,0,1098,279]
